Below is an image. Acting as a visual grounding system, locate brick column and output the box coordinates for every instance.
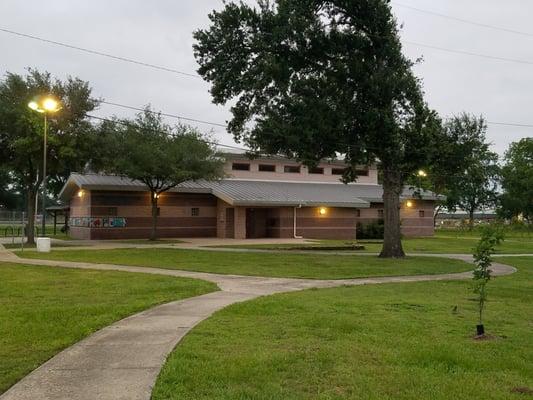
[234,206,247,239]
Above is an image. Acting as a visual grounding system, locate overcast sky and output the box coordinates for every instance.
[1,0,531,156]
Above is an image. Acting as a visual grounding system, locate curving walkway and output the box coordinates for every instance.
[0,246,518,400]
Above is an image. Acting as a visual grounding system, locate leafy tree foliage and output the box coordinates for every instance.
[0,69,99,243]
[440,115,499,229]
[100,108,224,240]
[410,112,498,226]
[0,169,23,210]
[499,138,533,222]
[194,0,441,257]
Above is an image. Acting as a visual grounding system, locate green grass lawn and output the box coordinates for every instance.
[16,248,472,279]
[0,263,217,394]
[152,256,533,400]
[211,231,533,254]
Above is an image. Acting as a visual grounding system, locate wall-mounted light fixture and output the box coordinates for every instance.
[406,200,413,208]
[319,207,327,216]
[77,190,84,198]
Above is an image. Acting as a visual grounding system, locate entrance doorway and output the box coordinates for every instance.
[245,208,269,238]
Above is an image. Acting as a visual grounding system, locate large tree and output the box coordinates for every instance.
[194,0,441,257]
[410,113,496,226]
[442,114,499,229]
[499,138,533,222]
[100,108,224,241]
[0,69,99,244]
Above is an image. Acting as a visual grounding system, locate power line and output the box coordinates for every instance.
[100,100,227,128]
[0,27,200,79]
[404,40,533,67]
[486,120,533,128]
[393,2,533,38]
[85,114,248,152]
[4,25,533,74]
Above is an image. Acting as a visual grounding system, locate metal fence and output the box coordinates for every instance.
[0,210,54,225]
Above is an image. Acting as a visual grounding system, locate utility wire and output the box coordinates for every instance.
[393,2,533,38]
[4,25,533,75]
[100,100,227,128]
[404,40,533,67]
[1,26,532,130]
[85,113,248,152]
[0,27,200,79]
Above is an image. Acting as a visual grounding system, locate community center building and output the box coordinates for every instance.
[59,152,440,240]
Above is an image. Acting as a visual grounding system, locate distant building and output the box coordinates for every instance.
[436,209,498,227]
[59,152,440,240]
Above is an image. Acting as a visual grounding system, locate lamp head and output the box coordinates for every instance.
[28,95,62,113]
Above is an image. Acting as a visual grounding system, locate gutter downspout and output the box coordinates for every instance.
[293,204,303,239]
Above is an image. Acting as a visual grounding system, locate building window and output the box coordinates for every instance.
[107,207,118,216]
[309,167,324,174]
[191,207,200,216]
[419,210,425,218]
[355,209,361,217]
[356,169,369,176]
[232,163,250,171]
[332,168,346,175]
[284,165,301,173]
[378,209,384,218]
[259,164,276,172]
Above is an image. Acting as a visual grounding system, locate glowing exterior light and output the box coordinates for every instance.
[27,95,62,238]
[319,207,327,215]
[27,96,62,113]
[418,170,427,177]
[77,190,84,198]
[28,101,40,111]
[153,193,160,199]
[43,97,60,112]
[406,200,413,208]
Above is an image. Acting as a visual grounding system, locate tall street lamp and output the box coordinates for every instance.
[28,96,62,237]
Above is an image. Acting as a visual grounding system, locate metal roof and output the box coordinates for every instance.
[59,173,440,207]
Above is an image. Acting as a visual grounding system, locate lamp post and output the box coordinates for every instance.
[28,96,61,237]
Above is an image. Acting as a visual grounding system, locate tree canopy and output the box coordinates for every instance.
[0,68,100,243]
[100,108,224,240]
[499,138,533,222]
[439,114,499,228]
[194,0,441,257]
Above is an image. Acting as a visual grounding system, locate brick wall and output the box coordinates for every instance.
[69,190,218,240]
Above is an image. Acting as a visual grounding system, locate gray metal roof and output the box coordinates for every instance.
[59,173,440,207]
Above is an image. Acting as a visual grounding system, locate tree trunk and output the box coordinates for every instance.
[26,186,37,245]
[468,207,475,231]
[150,193,158,241]
[379,169,405,258]
[433,204,442,228]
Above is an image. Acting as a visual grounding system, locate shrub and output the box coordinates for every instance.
[357,219,384,239]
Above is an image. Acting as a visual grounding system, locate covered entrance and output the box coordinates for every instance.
[245,208,278,238]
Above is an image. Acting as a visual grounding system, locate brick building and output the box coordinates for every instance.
[59,153,439,240]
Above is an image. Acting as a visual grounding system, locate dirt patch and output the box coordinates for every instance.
[511,387,533,395]
[472,333,504,341]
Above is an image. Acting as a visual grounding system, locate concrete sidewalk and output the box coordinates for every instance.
[0,250,518,400]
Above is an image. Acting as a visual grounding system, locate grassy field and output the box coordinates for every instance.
[210,229,533,254]
[0,263,217,394]
[16,248,472,279]
[152,256,532,400]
